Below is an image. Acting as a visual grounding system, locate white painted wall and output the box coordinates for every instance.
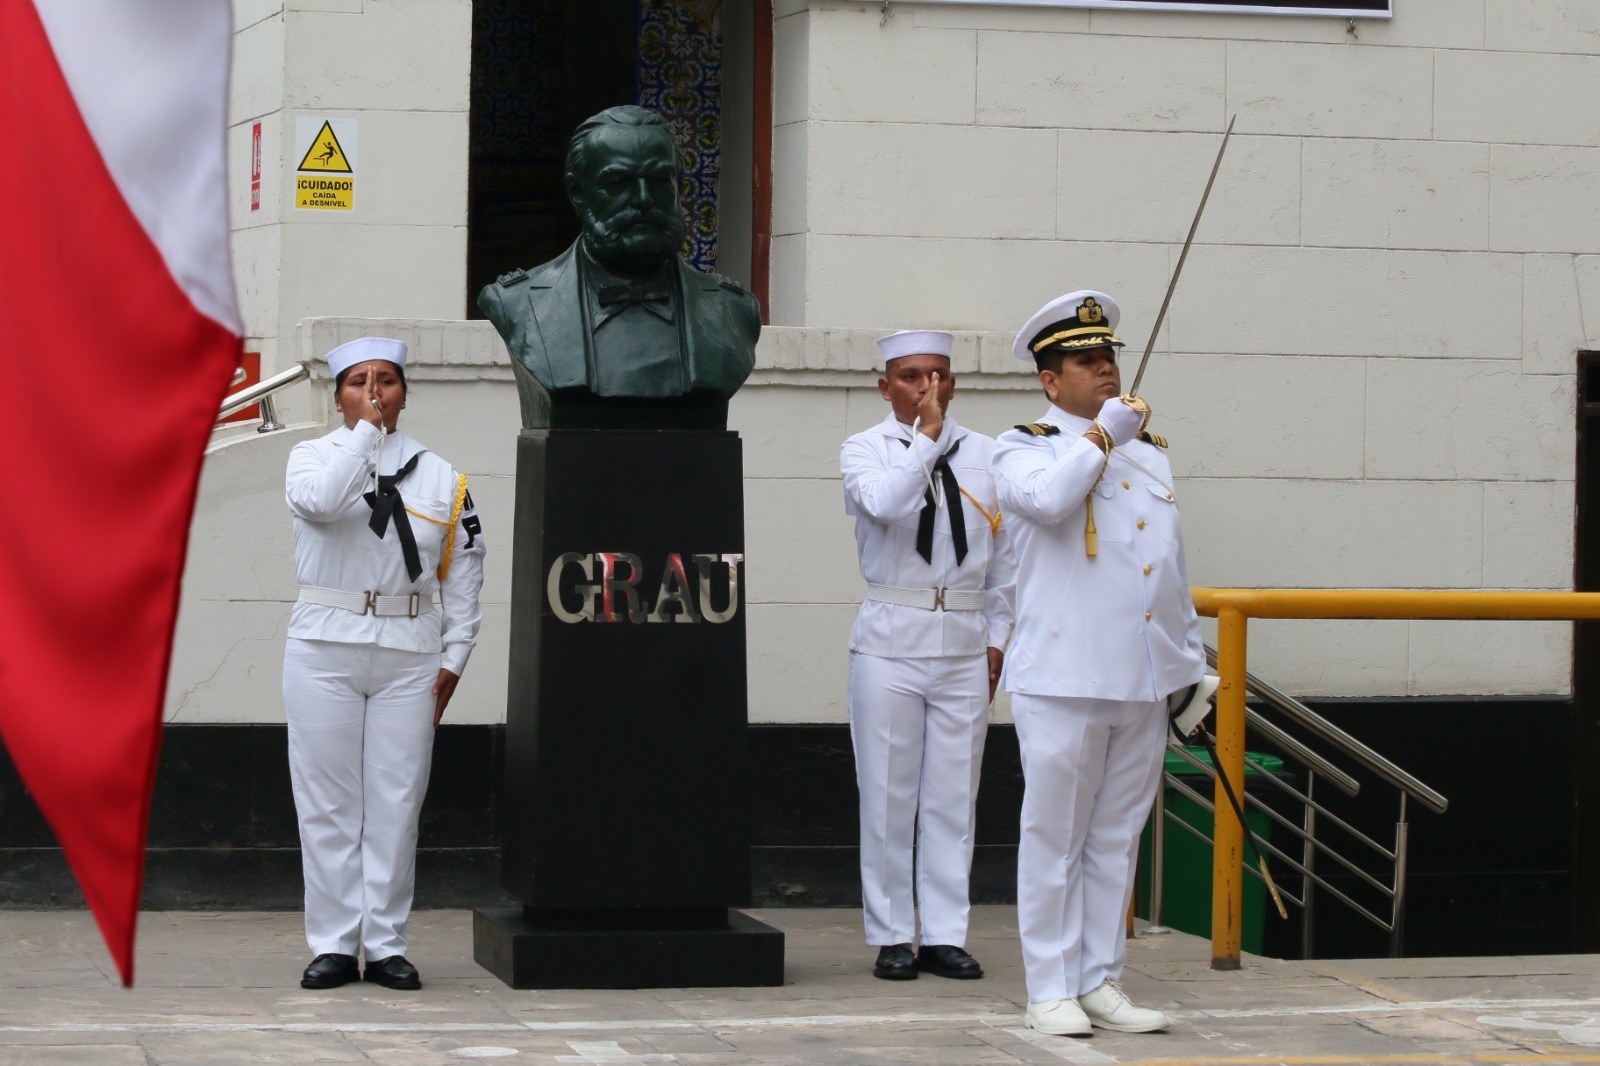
[196,0,1600,726]
[229,0,471,389]
[765,0,1599,695]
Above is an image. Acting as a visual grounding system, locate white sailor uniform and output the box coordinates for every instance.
[283,419,485,961]
[842,412,1016,947]
[993,405,1203,1004]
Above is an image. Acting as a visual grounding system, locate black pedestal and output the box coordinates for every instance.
[474,907,784,989]
[474,429,784,988]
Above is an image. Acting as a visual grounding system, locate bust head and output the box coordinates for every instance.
[479,106,761,430]
[564,106,688,278]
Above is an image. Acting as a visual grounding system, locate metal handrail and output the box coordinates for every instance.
[1144,642,1415,956]
[1210,649,1447,815]
[1242,707,1360,798]
[217,361,310,431]
[1167,743,1396,885]
[1161,775,1396,932]
[1188,587,1600,970]
[1186,745,1396,864]
[1146,694,1418,958]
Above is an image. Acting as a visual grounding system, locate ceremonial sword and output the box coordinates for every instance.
[1127,114,1237,399]
[1132,118,1286,917]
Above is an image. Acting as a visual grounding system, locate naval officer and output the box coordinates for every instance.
[841,329,1016,981]
[993,292,1205,1035]
[284,337,486,991]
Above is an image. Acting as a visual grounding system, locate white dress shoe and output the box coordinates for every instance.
[1078,979,1170,1033]
[1024,997,1093,1037]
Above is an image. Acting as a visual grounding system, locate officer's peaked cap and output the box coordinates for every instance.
[1012,290,1125,362]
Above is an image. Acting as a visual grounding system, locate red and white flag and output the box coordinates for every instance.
[0,0,242,985]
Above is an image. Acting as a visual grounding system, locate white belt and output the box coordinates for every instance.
[298,585,434,618]
[866,583,985,611]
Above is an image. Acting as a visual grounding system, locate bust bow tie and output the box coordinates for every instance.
[595,278,675,325]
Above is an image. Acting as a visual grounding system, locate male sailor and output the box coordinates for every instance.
[840,329,1016,981]
[993,291,1205,1035]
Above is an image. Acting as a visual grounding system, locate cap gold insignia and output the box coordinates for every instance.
[1030,294,1123,353]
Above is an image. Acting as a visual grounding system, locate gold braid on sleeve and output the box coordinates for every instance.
[436,473,469,580]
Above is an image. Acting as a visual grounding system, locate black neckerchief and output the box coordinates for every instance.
[364,452,423,583]
[897,435,968,565]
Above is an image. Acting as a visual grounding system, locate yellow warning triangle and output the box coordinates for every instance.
[297,121,352,173]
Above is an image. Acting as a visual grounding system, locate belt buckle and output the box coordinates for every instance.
[362,590,378,616]
[408,592,421,618]
[932,586,946,612]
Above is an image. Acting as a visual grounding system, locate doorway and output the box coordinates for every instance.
[1574,349,1600,950]
[466,0,760,315]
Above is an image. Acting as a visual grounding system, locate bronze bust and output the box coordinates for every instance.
[479,105,761,430]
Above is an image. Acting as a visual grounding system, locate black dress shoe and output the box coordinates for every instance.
[916,944,984,979]
[872,943,918,980]
[300,953,359,989]
[364,955,422,990]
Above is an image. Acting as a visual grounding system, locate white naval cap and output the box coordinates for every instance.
[876,329,954,364]
[1011,290,1125,362]
[326,336,409,377]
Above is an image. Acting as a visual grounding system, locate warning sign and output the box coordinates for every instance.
[296,175,355,210]
[293,117,358,211]
[297,121,352,173]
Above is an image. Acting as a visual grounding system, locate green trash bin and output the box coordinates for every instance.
[1136,747,1284,956]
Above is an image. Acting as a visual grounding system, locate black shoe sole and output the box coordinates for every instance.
[364,973,422,990]
[916,962,984,980]
[872,967,919,980]
[300,973,357,989]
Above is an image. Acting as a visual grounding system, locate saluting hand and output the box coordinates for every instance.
[357,362,384,427]
[432,668,460,728]
[917,372,943,440]
[366,363,387,425]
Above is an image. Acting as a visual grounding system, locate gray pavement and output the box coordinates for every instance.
[1,906,1598,1065]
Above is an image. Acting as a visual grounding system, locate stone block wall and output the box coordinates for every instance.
[203,1,1600,725]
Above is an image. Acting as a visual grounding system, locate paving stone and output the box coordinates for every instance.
[0,1046,148,1066]
[141,1031,371,1063]
[1,907,1597,1064]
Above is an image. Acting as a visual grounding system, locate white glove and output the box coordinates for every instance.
[1095,396,1146,448]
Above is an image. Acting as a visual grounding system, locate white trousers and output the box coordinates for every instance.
[848,651,989,947]
[1012,693,1167,1003]
[283,637,438,959]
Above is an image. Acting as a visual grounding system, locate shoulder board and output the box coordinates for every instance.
[1138,431,1168,448]
[496,267,528,287]
[717,276,749,294]
[1013,423,1061,437]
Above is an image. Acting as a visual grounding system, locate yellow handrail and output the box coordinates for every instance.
[1187,587,1600,970]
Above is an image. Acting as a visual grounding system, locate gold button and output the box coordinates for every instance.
[1145,611,1152,621]
[1144,565,1152,575]
[1121,481,1130,489]
[1166,492,1173,500]
[1137,520,1145,530]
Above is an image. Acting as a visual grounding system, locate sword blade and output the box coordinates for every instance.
[1128,114,1237,398]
